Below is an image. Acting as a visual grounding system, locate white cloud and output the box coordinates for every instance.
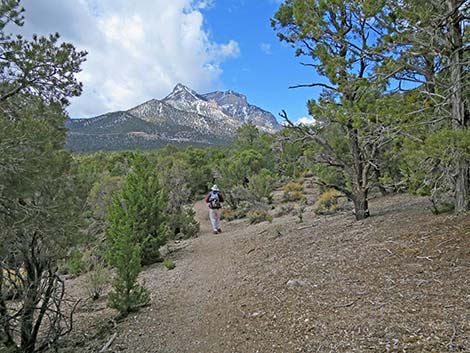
[14,0,240,118]
[195,0,215,9]
[260,43,272,55]
[297,116,316,125]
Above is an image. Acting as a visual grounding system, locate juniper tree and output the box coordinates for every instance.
[272,0,396,219]
[0,97,84,353]
[381,0,470,212]
[158,157,199,238]
[106,155,169,266]
[0,1,87,351]
[106,200,150,315]
[105,156,170,314]
[0,1,86,105]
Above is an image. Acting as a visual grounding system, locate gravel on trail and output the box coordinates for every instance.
[61,193,470,353]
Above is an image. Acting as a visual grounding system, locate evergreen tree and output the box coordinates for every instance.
[0,97,84,353]
[158,157,200,238]
[106,200,150,315]
[106,155,169,266]
[272,0,394,219]
[382,0,470,212]
[0,1,86,105]
[0,1,87,351]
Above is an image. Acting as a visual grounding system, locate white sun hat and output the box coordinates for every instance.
[211,184,220,191]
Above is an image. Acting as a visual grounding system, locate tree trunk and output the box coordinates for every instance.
[347,123,371,220]
[353,187,369,220]
[448,0,469,212]
[0,266,16,349]
[20,260,39,353]
[455,159,468,212]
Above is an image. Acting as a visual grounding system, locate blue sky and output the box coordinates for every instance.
[203,0,322,124]
[13,0,322,124]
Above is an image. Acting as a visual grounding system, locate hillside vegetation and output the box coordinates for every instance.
[1,1,469,353]
[61,189,470,352]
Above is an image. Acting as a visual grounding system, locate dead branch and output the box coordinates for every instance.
[99,332,118,353]
[297,225,314,230]
[289,82,338,91]
[333,297,361,308]
[416,255,438,261]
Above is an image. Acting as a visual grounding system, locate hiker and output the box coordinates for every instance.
[205,184,224,234]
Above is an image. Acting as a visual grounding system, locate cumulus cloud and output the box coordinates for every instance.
[297,116,316,125]
[13,0,240,118]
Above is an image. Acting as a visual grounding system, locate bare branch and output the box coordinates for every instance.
[289,83,338,91]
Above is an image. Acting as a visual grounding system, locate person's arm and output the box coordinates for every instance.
[205,194,210,203]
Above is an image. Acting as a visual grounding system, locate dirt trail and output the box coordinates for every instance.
[108,200,248,353]
[65,194,470,353]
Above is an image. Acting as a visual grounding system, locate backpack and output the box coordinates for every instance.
[208,191,221,209]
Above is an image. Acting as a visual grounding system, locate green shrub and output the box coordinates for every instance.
[248,169,275,203]
[106,223,150,316]
[274,204,295,217]
[106,165,155,315]
[283,182,305,202]
[106,156,169,266]
[64,249,90,275]
[221,208,237,221]
[431,201,454,215]
[247,209,273,224]
[221,201,255,221]
[296,205,306,223]
[169,207,200,239]
[235,201,252,219]
[271,224,286,237]
[163,258,176,270]
[108,281,150,316]
[283,181,304,193]
[314,189,342,215]
[182,219,200,239]
[85,260,110,300]
[283,190,305,202]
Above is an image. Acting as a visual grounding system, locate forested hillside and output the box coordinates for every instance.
[1,1,469,353]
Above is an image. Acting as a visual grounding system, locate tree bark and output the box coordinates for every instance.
[353,187,369,220]
[20,259,39,353]
[347,123,371,220]
[0,265,16,349]
[448,0,469,212]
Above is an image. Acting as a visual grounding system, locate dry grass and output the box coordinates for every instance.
[56,193,470,353]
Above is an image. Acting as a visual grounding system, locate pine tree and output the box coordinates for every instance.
[0,1,87,351]
[382,0,470,212]
[105,156,169,314]
[272,0,395,220]
[106,203,150,315]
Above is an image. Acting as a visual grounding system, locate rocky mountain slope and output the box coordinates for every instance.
[66,84,282,152]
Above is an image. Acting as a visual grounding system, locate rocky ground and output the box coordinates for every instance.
[60,187,470,353]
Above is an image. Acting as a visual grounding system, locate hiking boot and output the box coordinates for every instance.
[213,230,218,235]
[217,228,222,233]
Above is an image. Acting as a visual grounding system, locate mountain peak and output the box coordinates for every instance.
[66,85,282,152]
[173,82,188,91]
[165,83,200,102]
